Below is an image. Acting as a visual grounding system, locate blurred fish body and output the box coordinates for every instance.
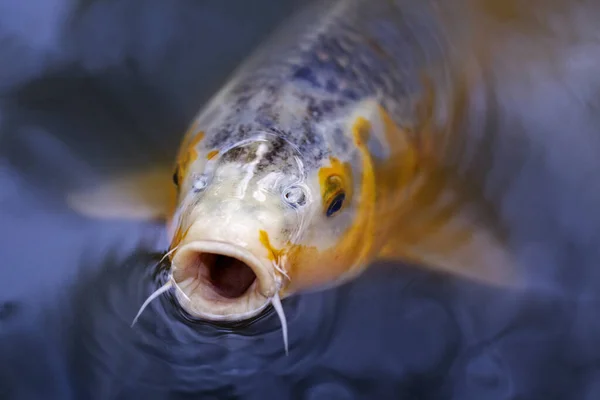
[68,0,519,347]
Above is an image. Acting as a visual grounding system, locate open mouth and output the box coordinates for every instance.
[170,241,277,319]
[182,253,256,299]
[131,239,291,354]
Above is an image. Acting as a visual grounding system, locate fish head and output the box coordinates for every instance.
[168,116,378,321]
[168,132,314,321]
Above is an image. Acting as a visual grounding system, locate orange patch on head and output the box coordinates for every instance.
[259,229,285,262]
[279,116,378,294]
[318,157,354,214]
[174,130,204,188]
[206,150,219,160]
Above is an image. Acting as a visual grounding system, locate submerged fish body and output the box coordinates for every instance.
[70,0,519,342]
[162,0,515,321]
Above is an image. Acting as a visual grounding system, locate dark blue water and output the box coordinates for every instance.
[2,0,600,398]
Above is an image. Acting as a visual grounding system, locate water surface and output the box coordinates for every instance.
[2,0,600,399]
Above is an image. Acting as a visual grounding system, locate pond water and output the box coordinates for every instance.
[2,0,600,399]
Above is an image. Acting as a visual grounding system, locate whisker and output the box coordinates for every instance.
[158,245,179,265]
[271,292,289,355]
[131,280,173,327]
[273,257,291,281]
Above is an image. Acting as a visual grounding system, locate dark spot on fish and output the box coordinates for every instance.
[235,94,252,108]
[370,73,384,88]
[341,89,359,101]
[256,113,274,128]
[331,127,350,153]
[333,62,346,75]
[221,146,246,163]
[292,66,321,88]
[322,37,346,59]
[268,127,287,137]
[325,79,338,93]
[239,124,252,135]
[259,135,286,169]
[322,100,335,113]
[264,85,276,94]
[306,97,322,120]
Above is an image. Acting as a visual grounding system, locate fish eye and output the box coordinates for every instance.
[172,168,179,187]
[282,185,307,207]
[326,192,345,217]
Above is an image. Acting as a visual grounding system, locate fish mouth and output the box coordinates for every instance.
[170,240,277,321]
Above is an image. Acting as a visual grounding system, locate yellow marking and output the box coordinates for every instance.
[281,102,514,293]
[259,229,285,262]
[175,130,204,188]
[318,157,354,214]
[206,150,219,160]
[281,117,378,294]
[167,124,205,255]
[177,121,201,158]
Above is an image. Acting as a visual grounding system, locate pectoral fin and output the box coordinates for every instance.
[377,220,517,288]
[370,80,519,288]
[373,154,519,288]
[66,165,176,221]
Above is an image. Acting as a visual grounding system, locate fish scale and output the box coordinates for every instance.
[197,0,441,173]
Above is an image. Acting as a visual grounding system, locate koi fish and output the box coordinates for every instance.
[68,0,521,353]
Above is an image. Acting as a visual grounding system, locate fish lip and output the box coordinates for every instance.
[170,274,274,322]
[170,240,279,321]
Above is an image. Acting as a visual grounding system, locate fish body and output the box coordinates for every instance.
[70,0,518,347]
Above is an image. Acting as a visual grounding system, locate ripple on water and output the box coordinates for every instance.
[463,349,513,400]
[290,262,462,399]
[67,248,343,397]
[302,378,355,400]
[447,292,571,400]
[65,246,468,398]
